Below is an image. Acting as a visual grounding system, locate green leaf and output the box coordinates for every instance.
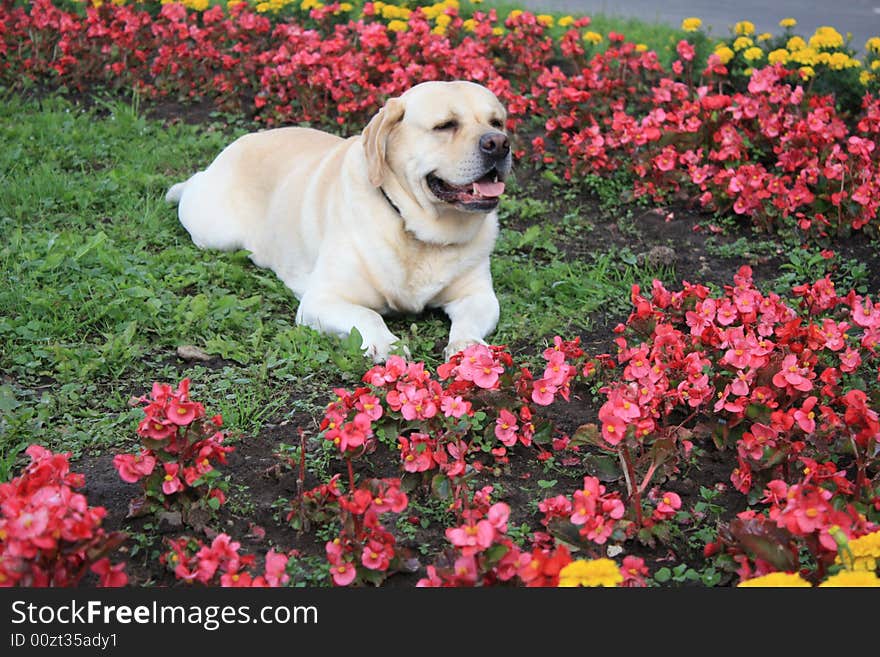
[399,473,420,494]
[582,453,622,482]
[541,170,562,185]
[519,224,543,247]
[531,420,553,445]
[431,474,451,500]
[483,543,509,564]
[73,231,108,261]
[537,479,557,489]
[570,423,603,448]
[0,385,22,413]
[702,569,721,587]
[654,567,671,583]
[342,326,363,353]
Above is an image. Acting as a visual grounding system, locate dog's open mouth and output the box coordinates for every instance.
[426,170,506,211]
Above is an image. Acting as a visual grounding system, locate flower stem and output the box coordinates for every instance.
[346,457,355,494]
[297,427,308,532]
[620,442,644,527]
[851,436,865,504]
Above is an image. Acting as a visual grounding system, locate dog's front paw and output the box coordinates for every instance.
[443,338,487,363]
[363,337,410,364]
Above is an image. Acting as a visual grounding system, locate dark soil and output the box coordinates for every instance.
[61,91,880,587]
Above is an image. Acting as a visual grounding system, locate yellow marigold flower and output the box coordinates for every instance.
[744,67,753,76]
[743,46,764,61]
[559,15,574,27]
[635,43,648,52]
[861,71,874,85]
[492,26,503,36]
[255,2,270,12]
[734,20,755,36]
[227,0,244,8]
[537,14,554,27]
[508,9,522,20]
[737,572,811,587]
[558,559,623,588]
[819,570,880,587]
[583,31,603,45]
[828,52,854,69]
[872,60,880,70]
[339,2,352,10]
[435,14,451,26]
[462,18,476,31]
[799,66,816,79]
[790,47,818,65]
[387,19,408,32]
[787,36,807,51]
[866,37,880,54]
[809,26,844,50]
[383,5,409,19]
[836,529,880,570]
[757,32,772,42]
[681,17,702,32]
[431,24,446,35]
[111,0,125,6]
[715,46,735,64]
[779,18,797,28]
[768,49,789,64]
[733,36,754,51]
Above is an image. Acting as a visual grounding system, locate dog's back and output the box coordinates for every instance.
[166,127,344,255]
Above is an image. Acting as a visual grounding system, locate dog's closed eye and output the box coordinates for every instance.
[433,119,459,131]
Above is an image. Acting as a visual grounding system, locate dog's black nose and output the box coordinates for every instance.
[479,132,510,159]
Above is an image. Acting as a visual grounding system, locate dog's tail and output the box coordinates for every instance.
[165,179,189,205]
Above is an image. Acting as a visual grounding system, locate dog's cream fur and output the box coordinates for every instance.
[167,80,511,361]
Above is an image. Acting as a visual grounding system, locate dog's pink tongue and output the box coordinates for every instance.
[473,180,505,197]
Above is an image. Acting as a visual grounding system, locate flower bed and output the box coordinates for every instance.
[3,1,880,237]
[282,268,878,586]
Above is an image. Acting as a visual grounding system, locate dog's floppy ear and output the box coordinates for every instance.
[362,97,405,187]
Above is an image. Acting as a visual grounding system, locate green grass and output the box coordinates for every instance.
[0,92,672,470]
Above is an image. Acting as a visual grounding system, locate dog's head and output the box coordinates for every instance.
[362,81,512,234]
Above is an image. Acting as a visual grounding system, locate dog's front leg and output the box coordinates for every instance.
[296,292,402,363]
[441,282,500,362]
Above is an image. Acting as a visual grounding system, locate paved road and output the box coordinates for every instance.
[517,0,880,53]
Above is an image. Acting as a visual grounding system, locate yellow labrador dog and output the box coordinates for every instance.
[166,80,511,362]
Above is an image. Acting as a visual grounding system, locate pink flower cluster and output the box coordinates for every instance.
[0,446,127,587]
[113,379,233,512]
[539,476,628,545]
[163,534,290,587]
[419,485,649,587]
[597,266,880,506]
[330,341,582,475]
[418,487,522,586]
[325,478,408,586]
